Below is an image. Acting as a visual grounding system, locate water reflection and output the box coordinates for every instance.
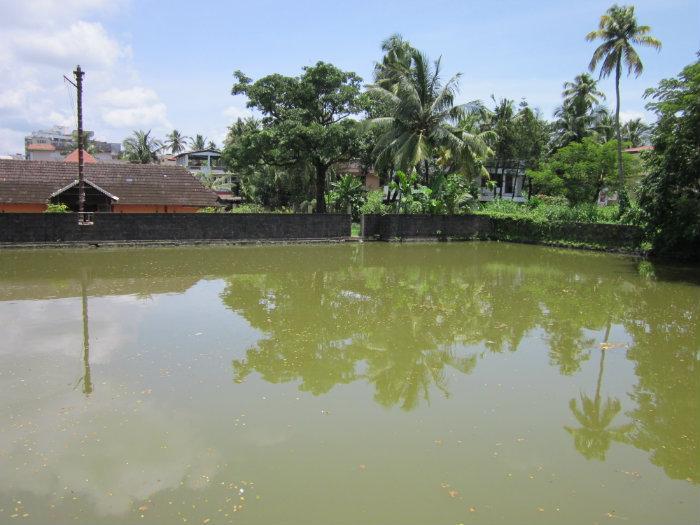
[216,244,699,482]
[78,269,93,396]
[565,347,632,460]
[0,243,698,503]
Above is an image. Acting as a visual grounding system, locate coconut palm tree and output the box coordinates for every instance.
[553,74,607,147]
[122,130,162,164]
[369,48,485,184]
[562,73,606,114]
[587,4,661,204]
[190,134,207,150]
[373,33,415,91]
[206,140,218,151]
[164,129,189,154]
[593,106,617,142]
[622,118,649,147]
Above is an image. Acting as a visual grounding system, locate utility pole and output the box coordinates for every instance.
[64,65,87,223]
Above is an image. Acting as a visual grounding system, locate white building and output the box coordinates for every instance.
[477,160,528,202]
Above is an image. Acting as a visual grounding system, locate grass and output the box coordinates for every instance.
[351,222,361,237]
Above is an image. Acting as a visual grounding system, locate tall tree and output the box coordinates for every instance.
[639,56,700,260]
[512,101,551,169]
[586,4,661,205]
[206,140,218,151]
[229,62,366,213]
[369,43,488,182]
[553,74,606,147]
[164,129,189,154]
[621,118,650,147]
[122,130,161,164]
[190,134,207,150]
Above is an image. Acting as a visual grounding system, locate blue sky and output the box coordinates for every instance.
[0,0,697,155]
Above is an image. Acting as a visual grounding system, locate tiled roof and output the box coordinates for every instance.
[26,143,56,151]
[0,159,219,206]
[64,149,97,163]
[624,146,654,153]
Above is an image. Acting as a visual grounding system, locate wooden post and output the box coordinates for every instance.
[74,65,85,220]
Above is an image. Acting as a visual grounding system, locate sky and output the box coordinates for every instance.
[0,0,698,155]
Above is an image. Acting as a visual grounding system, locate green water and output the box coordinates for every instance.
[0,243,698,525]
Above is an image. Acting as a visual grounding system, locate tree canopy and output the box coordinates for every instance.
[639,55,700,259]
[226,62,367,212]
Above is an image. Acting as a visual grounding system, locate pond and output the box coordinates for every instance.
[0,243,698,525]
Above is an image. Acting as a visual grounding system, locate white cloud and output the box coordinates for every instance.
[223,104,253,121]
[619,110,647,123]
[11,21,123,69]
[102,103,170,129]
[0,128,26,156]
[98,87,170,129]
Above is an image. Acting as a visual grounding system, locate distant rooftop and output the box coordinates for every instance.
[26,143,56,151]
[64,149,98,164]
[624,146,654,153]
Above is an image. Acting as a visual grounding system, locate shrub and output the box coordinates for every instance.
[360,191,390,215]
[45,203,69,213]
[230,203,266,213]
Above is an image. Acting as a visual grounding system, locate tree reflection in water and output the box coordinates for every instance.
[219,245,699,482]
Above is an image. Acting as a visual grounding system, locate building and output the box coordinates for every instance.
[335,161,381,190]
[63,149,98,164]
[624,145,654,155]
[0,159,219,213]
[174,149,227,175]
[24,126,75,155]
[477,160,528,202]
[26,143,63,161]
[173,149,239,204]
[24,126,121,161]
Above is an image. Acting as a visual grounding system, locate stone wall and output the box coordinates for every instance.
[0,213,351,244]
[361,214,643,248]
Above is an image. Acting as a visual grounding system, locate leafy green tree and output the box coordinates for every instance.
[512,101,551,169]
[223,117,313,208]
[229,62,366,213]
[164,129,189,154]
[639,56,700,259]
[529,138,639,203]
[122,130,161,164]
[190,134,207,150]
[587,4,662,205]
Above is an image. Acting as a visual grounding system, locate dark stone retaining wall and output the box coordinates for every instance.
[362,214,643,248]
[0,213,351,244]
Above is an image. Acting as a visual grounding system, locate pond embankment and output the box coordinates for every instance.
[361,214,644,252]
[0,212,643,253]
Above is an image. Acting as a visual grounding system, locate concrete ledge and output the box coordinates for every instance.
[0,213,351,244]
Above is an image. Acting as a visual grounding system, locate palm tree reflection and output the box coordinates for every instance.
[565,333,631,460]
